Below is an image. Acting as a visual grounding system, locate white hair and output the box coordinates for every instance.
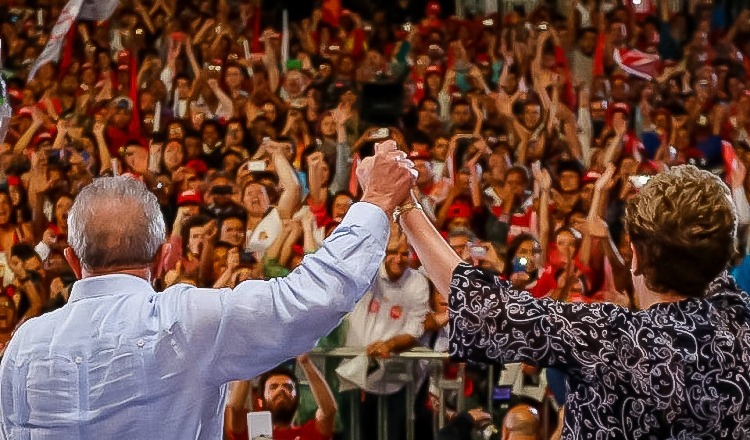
[68,177,166,272]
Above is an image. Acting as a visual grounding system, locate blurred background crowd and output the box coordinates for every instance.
[2,0,750,438]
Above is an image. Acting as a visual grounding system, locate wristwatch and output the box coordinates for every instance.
[392,200,423,224]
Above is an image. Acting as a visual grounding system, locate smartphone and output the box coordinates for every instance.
[248,161,266,172]
[492,386,512,401]
[470,245,488,259]
[629,175,652,189]
[370,128,390,140]
[210,184,234,195]
[512,256,529,274]
[537,23,549,31]
[402,23,412,32]
[483,19,494,27]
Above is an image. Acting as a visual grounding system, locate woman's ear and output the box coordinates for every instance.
[630,242,641,276]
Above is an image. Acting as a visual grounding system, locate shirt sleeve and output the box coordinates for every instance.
[448,263,640,372]
[169,202,390,385]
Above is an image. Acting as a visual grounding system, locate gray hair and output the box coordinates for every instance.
[68,177,166,272]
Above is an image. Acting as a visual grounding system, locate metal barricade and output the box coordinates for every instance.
[306,347,471,440]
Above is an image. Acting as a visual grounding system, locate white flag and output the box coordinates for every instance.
[79,0,119,21]
[29,0,119,80]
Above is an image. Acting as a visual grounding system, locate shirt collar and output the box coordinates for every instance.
[68,274,156,303]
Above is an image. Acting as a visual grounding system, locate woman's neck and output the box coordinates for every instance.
[633,274,688,310]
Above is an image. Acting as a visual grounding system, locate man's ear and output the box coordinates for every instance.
[150,243,166,284]
[63,247,82,279]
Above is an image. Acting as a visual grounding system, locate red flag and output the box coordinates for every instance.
[58,24,76,79]
[251,6,262,52]
[322,0,341,26]
[129,52,140,135]
[593,32,606,77]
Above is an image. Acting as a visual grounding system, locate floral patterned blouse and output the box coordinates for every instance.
[449,263,750,439]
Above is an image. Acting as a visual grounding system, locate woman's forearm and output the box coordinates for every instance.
[399,207,462,299]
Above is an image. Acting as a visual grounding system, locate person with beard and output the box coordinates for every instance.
[225,354,337,440]
[568,27,597,90]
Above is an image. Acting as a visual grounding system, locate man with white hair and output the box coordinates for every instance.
[0,144,415,439]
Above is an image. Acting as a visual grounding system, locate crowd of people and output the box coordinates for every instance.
[1,0,750,438]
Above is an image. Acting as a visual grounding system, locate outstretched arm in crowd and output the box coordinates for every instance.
[13,108,44,157]
[302,211,320,254]
[307,152,327,209]
[225,380,252,437]
[298,353,337,437]
[534,166,552,264]
[267,141,302,219]
[330,105,353,194]
[580,164,615,268]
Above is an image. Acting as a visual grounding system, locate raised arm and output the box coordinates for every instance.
[297,354,337,437]
[175,146,415,384]
[267,141,302,219]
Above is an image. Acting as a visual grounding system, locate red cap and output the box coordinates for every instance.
[446,202,472,219]
[7,88,21,101]
[408,151,432,161]
[186,159,208,177]
[117,50,130,64]
[34,132,53,145]
[425,65,443,76]
[582,171,601,183]
[608,102,631,123]
[177,189,203,206]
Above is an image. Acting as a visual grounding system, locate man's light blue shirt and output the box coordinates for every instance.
[0,202,389,440]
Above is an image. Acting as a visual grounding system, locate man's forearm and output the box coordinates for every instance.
[298,356,337,432]
[399,207,462,299]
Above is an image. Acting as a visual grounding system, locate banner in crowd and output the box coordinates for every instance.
[322,0,341,26]
[29,0,118,80]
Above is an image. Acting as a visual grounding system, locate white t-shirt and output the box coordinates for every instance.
[245,208,282,260]
[344,265,430,395]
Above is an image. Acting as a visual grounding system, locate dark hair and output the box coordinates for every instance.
[327,190,355,217]
[219,212,248,231]
[625,166,737,298]
[503,233,539,278]
[258,366,300,400]
[11,244,39,262]
[506,165,531,187]
[181,214,211,255]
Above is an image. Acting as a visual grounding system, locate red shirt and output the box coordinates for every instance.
[227,420,330,440]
